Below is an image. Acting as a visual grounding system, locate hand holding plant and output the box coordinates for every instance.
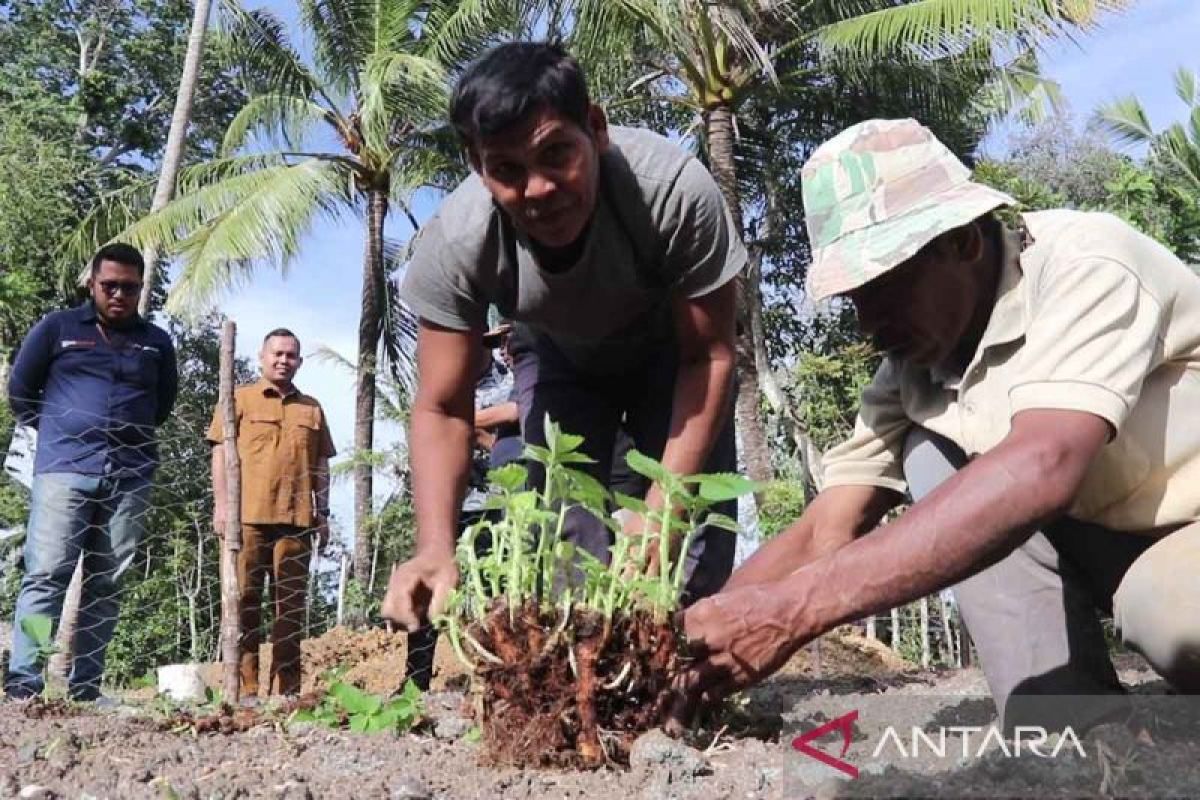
[434,415,757,767]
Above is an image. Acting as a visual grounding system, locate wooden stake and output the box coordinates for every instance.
[219,320,242,703]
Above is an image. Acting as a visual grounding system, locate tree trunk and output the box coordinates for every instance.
[219,320,243,701]
[353,189,388,585]
[920,596,931,668]
[890,606,901,652]
[704,103,773,486]
[138,0,213,316]
[865,615,876,641]
[47,556,83,690]
[939,594,955,666]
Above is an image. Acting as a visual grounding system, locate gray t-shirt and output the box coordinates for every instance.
[400,126,747,373]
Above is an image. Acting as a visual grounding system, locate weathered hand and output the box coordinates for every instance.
[669,584,806,727]
[380,552,460,632]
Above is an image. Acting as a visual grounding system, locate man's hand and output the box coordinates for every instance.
[381,551,460,632]
[670,584,805,726]
[473,426,497,451]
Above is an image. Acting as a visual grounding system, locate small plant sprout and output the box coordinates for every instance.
[434,414,758,767]
[288,678,423,735]
[19,613,60,697]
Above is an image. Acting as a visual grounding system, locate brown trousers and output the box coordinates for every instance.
[237,523,311,696]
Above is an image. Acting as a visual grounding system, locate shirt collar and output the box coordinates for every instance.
[76,301,147,330]
[928,220,1031,388]
[256,378,300,399]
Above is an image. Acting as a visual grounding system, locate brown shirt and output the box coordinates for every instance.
[207,380,337,527]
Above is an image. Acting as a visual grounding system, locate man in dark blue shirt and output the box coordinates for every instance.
[5,243,177,700]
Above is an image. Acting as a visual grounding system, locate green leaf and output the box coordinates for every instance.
[688,472,760,503]
[701,513,741,534]
[613,492,649,514]
[365,711,396,732]
[349,714,370,733]
[565,468,610,510]
[488,463,528,492]
[464,726,482,743]
[522,443,553,466]
[330,682,381,716]
[20,613,53,648]
[557,451,597,465]
[625,449,671,484]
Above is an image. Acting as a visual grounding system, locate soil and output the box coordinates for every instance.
[471,604,678,768]
[3,629,1198,799]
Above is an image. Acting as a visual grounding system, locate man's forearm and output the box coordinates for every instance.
[475,401,519,430]
[724,485,897,590]
[778,437,1088,644]
[658,354,735,483]
[410,404,473,558]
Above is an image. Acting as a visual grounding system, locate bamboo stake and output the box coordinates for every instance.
[219,321,242,702]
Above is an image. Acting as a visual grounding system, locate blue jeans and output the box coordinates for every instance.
[6,472,150,699]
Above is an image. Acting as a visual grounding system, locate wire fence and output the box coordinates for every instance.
[0,319,974,705]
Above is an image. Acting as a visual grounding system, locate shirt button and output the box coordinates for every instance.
[963,402,975,414]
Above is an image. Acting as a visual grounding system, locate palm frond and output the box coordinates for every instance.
[1095,95,1156,147]
[312,344,412,422]
[420,0,520,67]
[221,94,344,156]
[360,52,449,156]
[1160,124,1200,191]
[380,244,421,399]
[1175,67,1199,108]
[973,48,1064,125]
[217,1,324,100]
[301,0,382,95]
[150,159,356,315]
[816,0,1130,61]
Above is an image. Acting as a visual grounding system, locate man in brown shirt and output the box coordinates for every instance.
[208,328,336,697]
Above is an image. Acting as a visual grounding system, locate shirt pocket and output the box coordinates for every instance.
[134,346,162,389]
[286,406,320,458]
[242,410,282,454]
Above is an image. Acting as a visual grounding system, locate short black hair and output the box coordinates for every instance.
[262,327,301,350]
[91,242,145,276]
[450,42,591,147]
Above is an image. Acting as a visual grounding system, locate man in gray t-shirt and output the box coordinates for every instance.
[382,42,745,633]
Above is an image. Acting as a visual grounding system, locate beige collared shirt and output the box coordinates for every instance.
[823,209,1200,532]
[207,379,337,527]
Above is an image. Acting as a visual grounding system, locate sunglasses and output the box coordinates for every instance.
[97,280,143,297]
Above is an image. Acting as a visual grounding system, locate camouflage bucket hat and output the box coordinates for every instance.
[802,118,1015,302]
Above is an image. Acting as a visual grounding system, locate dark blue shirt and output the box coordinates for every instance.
[7,303,178,478]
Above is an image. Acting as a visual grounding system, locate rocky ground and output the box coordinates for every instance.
[2,628,1198,799]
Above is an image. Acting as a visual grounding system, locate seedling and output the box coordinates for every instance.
[436,415,756,767]
[19,613,60,697]
[289,679,423,735]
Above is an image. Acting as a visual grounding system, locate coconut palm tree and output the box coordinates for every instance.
[565,0,1128,486]
[137,0,215,317]
[1097,66,1200,191]
[80,0,514,585]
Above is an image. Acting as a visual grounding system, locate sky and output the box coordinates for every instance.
[222,0,1200,548]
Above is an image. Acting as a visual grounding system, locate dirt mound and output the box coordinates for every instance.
[300,626,468,696]
[779,626,914,678]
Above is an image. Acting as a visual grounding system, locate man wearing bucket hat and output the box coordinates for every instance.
[676,117,1200,733]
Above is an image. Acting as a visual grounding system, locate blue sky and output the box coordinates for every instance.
[226,0,1200,545]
